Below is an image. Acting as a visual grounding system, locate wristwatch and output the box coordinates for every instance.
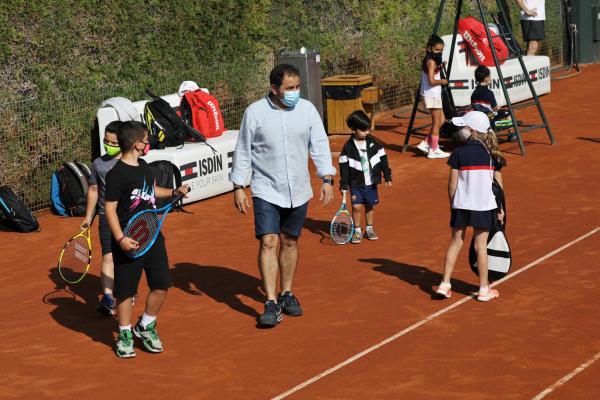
[233,184,244,191]
[322,178,334,185]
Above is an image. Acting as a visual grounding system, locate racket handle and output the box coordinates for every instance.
[172,187,192,205]
[341,189,347,205]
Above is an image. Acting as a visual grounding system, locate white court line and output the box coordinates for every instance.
[531,350,600,400]
[271,227,600,400]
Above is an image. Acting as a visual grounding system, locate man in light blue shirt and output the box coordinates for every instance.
[230,64,335,327]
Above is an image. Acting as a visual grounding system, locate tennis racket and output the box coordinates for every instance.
[122,189,190,258]
[330,190,354,245]
[58,211,97,284]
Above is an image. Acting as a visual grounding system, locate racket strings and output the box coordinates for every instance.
[59,236,91,282]
[124,211,160,257]
[331,213,354,244]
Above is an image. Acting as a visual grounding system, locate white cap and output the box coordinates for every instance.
[452,111,491,133]
[178,81,200,97]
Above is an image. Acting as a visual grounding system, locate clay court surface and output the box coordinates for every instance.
[1,65,599,400]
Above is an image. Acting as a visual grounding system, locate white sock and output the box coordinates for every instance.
[366,225,373,231]
[479,285,489,293]
[119,324,131,332]
[141,313,157,329]
[355,227,362,233]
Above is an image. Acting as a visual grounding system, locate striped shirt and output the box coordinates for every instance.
[447,140,502,211]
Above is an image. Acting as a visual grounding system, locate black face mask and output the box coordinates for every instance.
[429,51,443,65]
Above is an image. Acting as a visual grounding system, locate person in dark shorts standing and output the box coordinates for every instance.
[81,121,122,316]
[230,64,335,328]
[339,110,392,244]
[435,112,507,302]
[516,0,545,55]
[105,121,189,358]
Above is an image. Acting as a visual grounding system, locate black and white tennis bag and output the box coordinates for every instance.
[55,161,91,217]
[0,186,40,232]
[148,160,183,210]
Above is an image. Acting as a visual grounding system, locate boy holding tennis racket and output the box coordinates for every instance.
[105,121,189,358]
[80,121,122,316]
[339,110,392,244]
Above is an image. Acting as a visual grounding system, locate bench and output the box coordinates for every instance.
[442,34,551,107]
[97,92,244,204]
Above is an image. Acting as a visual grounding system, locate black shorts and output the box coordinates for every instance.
[252,197,308,238]
[111,234,171,299]
[450,209,494,232]
[521,20,545,41]
[98,214,113,256]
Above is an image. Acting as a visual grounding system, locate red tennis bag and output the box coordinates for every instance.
[180,90,225,139]
[458,16,508,67]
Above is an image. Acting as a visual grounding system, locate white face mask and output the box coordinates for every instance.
[458,127,472,142]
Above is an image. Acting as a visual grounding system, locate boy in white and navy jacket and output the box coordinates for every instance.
[339,110,392,244]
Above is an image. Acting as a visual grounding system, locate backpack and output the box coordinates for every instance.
[0,186,40,232]
[52,161,91,217]
[458,16,509,67]
[143,89,188,149]
[180,90,226,139]
[148,160,183,210]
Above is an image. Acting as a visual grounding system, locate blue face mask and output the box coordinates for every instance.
[281,90,300,107]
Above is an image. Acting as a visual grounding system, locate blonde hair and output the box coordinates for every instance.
[475,129,506,167]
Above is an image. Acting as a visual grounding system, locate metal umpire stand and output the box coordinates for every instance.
[402,0,555,156]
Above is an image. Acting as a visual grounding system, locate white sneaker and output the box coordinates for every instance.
[427,148,450,159]
[416,140,430,154]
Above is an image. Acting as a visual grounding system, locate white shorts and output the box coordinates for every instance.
[422,96,443,109]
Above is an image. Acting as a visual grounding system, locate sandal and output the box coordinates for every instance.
[435,283,452,299]
[477,287,499,302]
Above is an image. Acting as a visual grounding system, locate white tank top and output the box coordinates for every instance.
[420,69,442,98]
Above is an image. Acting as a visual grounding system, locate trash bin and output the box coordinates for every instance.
[321,75,377,134]
[277,48,324,121]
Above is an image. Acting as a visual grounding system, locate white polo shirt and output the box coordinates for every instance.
[520,0,545,21]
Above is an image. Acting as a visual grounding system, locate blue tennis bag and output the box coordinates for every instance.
[50,161,91,217]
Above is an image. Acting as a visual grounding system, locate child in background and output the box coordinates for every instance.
[81,121,122,316]
[471,66,515,138]
[339,110,392,244]
[416,34,451,159]
[436,111,506,302]
[471,66,499,114]
[105,121,189,358]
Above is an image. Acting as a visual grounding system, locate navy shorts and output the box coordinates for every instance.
[111,234,171,299]
[450,209,494,232]
[350,185,379,206]
[252,197,308,238]
[521,20,545,41]
[98,214,112,256]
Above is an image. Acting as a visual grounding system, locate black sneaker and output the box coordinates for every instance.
[257,300,282,327]
[277,291,303,316]
[96,294,116,316]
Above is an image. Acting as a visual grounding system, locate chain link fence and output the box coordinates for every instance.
[0,0,565,213]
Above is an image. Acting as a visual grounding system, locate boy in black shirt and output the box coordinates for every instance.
[105,121,189,358]
[471,66,498,114]
[471,66,515,138]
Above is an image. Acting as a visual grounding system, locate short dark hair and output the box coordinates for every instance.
[270,64,301,88]
[117,121,147,152]
[427,34,445,49]
[475,65,491,83]
[346,110,371,132]
[105,121,123,135]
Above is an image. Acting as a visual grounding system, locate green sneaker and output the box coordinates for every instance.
[115,329,136,358]
[133,320,163,353]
